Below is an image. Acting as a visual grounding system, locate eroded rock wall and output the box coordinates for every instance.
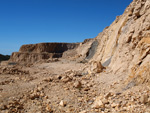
[10,43,79,63]
[89,0,150,76]
[62,38,96,61]
[19,43,79,53]
[10,52,62,63]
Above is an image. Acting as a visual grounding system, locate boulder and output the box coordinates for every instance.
[90,61,104,73]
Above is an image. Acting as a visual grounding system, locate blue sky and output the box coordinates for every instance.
[0,0,132,55]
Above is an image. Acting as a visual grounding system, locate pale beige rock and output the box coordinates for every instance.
[73,81,82,89]
[105,92,113,99]
[111,103,119,108]
[37,87,43,92]
[91,96,104,109]
[90,61,104,73]
[102,98,109,105]
[140,95,148,104]
[79,110,87,113]
[46,104,53,112]
[59,100,67,107]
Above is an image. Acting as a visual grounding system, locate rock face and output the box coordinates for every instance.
[64,0,150,86]
[10,52,62,63]
[85,0,150,84]
[10,43,79,63]
[19,43,78,53]
[62,38,96,61]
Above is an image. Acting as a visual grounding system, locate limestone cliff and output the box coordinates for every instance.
[88,0,150,85]
[65,0,149,86]
[19,43,78,53]
[10,43,79,63]
[67,0,150,86]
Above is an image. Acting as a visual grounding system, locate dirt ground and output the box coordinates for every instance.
[0,58,150,113]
